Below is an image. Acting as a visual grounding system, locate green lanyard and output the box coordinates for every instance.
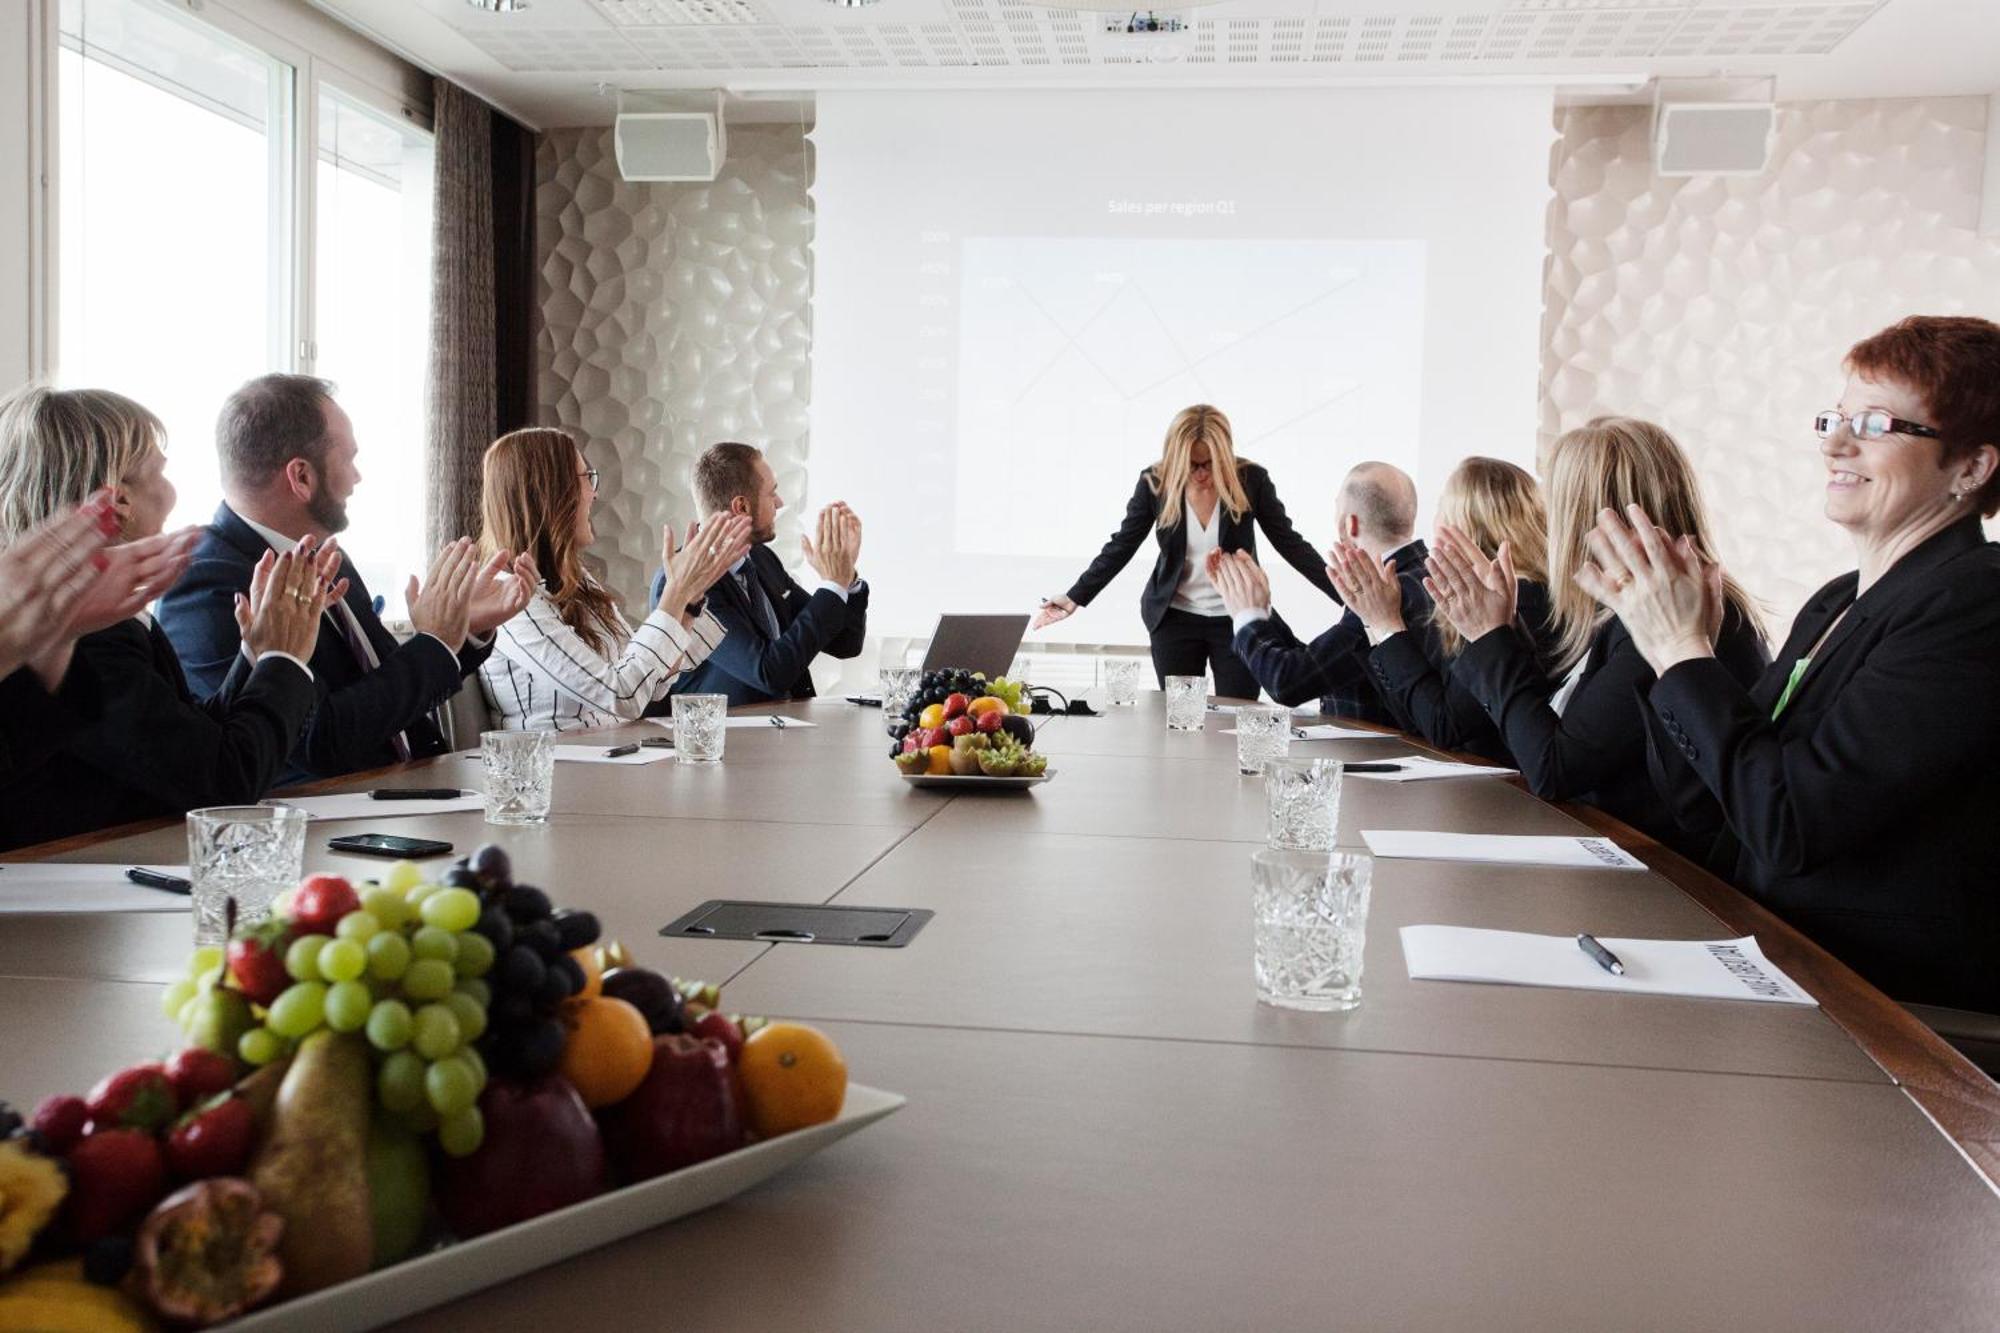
[1771,655,1812,720]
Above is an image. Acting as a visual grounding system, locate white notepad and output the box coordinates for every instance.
[1343,755,1519,782]
[272,792,488,821]
[1217,722,1386,740]
[1400,926,1817,1006]
[0,863,193,914]
[551,745,675,766]
[1361,830,1647,871]
[643,717,819,732]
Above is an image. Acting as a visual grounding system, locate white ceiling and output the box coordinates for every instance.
[304,0,2000,130]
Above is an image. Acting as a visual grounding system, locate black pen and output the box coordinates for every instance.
[768,716,788,729]
[372,788,462,801]
[640,736,674,749]
[601,743,641,758]
[1341,762,1404,773]
[127,867,191,896]
[1576,933,1625,976]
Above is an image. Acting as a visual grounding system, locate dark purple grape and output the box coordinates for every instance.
[468,844,513,888]
[475,906,515,952]
[498,945,546,994]
[502,885,552,921]
[443,866,481,890]
[518,919,562,960]
[515,1017,566,1079]
[552,910,600,951]
[83,1235,135,1286]
[492,993,534,1027]
[537,958,581,1006]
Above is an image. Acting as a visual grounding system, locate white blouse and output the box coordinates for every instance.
[1171,503,1228,617]
[479,584,725,733]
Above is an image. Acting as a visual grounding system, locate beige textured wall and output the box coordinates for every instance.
[534,123,814,611]
[1542,97,2000,622]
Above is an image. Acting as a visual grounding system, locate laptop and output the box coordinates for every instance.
[921,614,1031,680]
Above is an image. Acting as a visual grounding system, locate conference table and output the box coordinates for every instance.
[7,696,2000,1329]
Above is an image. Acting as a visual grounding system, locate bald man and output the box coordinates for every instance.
[1211,462,1432,724]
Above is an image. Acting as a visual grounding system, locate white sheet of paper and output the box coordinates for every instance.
[551,745,676,766]
[1344,755,1519,782]
[0,863,193,914]
[1400,926,1816,1005]
[643,717,820,732]
[1207,703,1317,717]
[1218,722,1386,740]
[272,792,487,822]
[1361,830,1647,871]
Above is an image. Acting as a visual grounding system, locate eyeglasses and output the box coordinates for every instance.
[578,467,600,489]
[1814,409,1942,442]
[1190,458,1214,472]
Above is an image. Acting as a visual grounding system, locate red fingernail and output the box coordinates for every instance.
[90,551,109,572]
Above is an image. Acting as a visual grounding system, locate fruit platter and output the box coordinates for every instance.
[887,667,1053,789]
[0,846,901,1331]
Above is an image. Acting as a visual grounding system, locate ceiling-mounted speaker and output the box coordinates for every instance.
[615,110,726,182]
[1654,103,1776,176]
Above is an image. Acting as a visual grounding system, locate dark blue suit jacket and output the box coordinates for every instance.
[1230,539,1430,726]
[647,543,867,709]
[157,503,488,784]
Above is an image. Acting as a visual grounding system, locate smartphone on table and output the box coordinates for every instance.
[327,833,455,859]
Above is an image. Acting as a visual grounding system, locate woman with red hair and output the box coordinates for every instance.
[1581,315,2000,1015]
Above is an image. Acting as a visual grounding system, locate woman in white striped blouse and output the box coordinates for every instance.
[475,428,751,732]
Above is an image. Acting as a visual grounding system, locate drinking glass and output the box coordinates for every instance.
[673,693,729,764]
[1235,704,1292,775]
[1100,658,1142,707]
[879,667,920,715]
[1264,758,1344,851]
[482,729,555,824]
[1250,847,1374,1012]
[186,805,308,946]
[1164,674,1207,731]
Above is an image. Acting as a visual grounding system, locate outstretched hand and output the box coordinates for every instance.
[1423,524,1518,644]
[1573,504,1720,675]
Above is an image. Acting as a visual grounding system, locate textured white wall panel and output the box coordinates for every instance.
[534,122,814,611]
[1542,98,2000,623]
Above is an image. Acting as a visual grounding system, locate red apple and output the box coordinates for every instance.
[975,710,1004,734]
[946,715,974,738]
[438,1077,604,1237]
[599,1035,745,1182]
[290,874,360,935]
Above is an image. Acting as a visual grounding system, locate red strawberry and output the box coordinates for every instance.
[65,1128,167,1242]
[226,917,293,1007]
[687,1009,745,1064]
[942,692,969,720]
[163,1093,257,1181]
[289,873,359,935]
[163,1048,238,1104]
[85,1062,178,1133]
[975,710,1004,734]
[30,1094,89,1155]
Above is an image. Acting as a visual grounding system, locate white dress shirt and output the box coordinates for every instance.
[1171,504,1228,618]
[480,584,726,733]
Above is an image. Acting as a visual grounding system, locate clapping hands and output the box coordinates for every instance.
[1206,549,1272,618]
[659,513,755,618]
[802,503,862,589]
[1573,504,1723,675]
[1424,524,1519,644]
[1326,540,1405,634]
[235,537,349,663]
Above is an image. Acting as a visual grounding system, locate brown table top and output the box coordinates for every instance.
[5,694,1997,1329]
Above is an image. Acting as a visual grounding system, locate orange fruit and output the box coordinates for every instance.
[918,703,946,730]
[967,695,1008,717]
[558,996,654,1108]
[739,1023,847,1137]
[926,745,953,775]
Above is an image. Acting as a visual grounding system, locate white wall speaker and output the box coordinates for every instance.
[1653,102,1776,177]
[614,111,726,182]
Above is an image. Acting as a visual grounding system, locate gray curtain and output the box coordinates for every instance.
[426,79,497,551]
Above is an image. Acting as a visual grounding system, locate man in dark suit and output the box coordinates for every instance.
[158,374,529,784]
[1214,462,1431,725]
[648,442,867,708]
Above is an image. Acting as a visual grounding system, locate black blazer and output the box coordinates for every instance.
[157,503,487,784]
[0,618,316,852]
[652,543,868,708]
[1067,462,1338,631]
[1366,580,1557,763]
[1450,603,1768,855]
[1644,518,2000,1012]
[1229,540,1430,726]
[0,663,100,790]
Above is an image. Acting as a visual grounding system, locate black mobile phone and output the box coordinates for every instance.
[327,833,455,859]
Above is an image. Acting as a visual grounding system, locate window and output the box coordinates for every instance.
[57,0,434,616]
[58,0,291,535]
[314,90,434,616]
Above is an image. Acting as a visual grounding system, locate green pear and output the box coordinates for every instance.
[365,1116,432,1268]
[185,987,254,1056]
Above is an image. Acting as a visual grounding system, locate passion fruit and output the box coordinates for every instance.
[134,1178,283,1326]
